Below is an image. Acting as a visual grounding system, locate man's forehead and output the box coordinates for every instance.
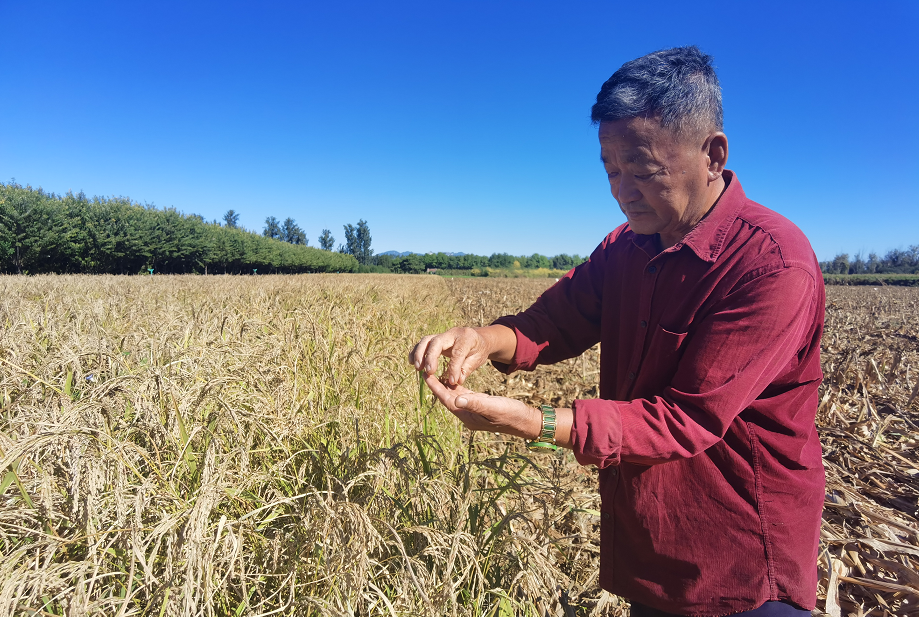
[599,116,672,140]
[599,140,656,164]
[598,117,686,159]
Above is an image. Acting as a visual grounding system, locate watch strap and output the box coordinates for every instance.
[527,405,558,452]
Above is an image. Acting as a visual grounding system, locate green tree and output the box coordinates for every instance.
[552,253,585,270]
[526,253,551,269]
[343,219,373,265]
[375,253,394,271]
[395,254,424,274]
[0,181,45,273]
[263,216,282,239]
[223,209,240,228]
[282,217,307,245]
[319,229,334,251]
[850,252,866,274]
[831,253,849,275]
[488,253,514,268]
[427,252,449,270]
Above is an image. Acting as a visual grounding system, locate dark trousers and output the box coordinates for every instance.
[629,601,811,617]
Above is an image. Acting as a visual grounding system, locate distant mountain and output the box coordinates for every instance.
[380,250,467,257]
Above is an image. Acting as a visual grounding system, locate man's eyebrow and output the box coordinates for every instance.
[600,152,651,165]
[624,153,649,164]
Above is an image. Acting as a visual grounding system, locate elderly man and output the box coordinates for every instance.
[410,46,825,617]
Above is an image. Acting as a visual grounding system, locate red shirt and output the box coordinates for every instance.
[493,171,825,616]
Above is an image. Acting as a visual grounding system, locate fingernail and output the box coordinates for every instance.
[414,361,420,369]
[449,376,456,385]
[456,397,468,407]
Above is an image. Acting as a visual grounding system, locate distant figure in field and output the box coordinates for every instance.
[410,46,825,617]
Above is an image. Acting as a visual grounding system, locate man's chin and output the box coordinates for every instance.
[627,222,660,236]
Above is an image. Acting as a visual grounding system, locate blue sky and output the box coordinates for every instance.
[2,0,917,261]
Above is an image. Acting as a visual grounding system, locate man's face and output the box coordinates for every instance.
[599,117,719,249]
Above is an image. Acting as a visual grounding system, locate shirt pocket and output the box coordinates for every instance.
[638,325,689,389]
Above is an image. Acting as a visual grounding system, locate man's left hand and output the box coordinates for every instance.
[422,372,541,440]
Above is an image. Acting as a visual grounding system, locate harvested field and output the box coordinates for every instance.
[817,287,919,617]
[1,275,917,616]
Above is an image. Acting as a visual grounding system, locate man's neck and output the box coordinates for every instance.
[659,175,729,250]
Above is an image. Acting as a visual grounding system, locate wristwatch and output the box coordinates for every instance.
[527,405,558,452]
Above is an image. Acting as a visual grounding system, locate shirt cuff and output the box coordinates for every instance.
[489,318,541,373]
[571,398,623,469]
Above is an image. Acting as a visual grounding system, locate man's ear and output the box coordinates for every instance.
[703,132,728,181]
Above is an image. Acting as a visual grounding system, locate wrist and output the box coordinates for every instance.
[527,405,559,452]
[527,406,543,440]
[478,324,516,365]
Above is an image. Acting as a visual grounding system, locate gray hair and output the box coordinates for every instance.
[591,46,723,136]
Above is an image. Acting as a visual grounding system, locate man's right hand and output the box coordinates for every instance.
[408,324,516,386]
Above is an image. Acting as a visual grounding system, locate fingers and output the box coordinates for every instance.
[422,334,451,375]
[409,334,435,370]
[445,328,485,385]
[445,340,470,386]
[443,365,467,387]
[445,328,479,386]
[410,328,484,380]
[422,373,485,415]
[423,372,468,411]
[423,374,491,431]
[409,332,453,375]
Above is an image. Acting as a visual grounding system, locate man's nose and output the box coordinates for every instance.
[613,175,642,204]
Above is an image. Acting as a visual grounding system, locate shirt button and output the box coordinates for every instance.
[628,371,636,380]
[601,512,610,520]
[647,265,657,273]
[640,320,647,328]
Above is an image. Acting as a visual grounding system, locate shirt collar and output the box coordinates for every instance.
[631,170,745,263]
[677,170,745,262]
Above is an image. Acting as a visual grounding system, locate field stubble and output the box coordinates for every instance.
[0,276,917,616]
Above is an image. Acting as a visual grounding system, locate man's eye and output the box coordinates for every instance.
[635,173,655,181]
[607,171,620,179]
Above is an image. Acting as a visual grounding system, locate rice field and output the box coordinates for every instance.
[0,275,917,616]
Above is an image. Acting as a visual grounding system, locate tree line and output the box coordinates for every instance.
[820,248,919,275]
[324,219,587,274]
[252,213,585,275]
[1,180,588,276]
[0,181,357,274]
[367,251,586,274]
